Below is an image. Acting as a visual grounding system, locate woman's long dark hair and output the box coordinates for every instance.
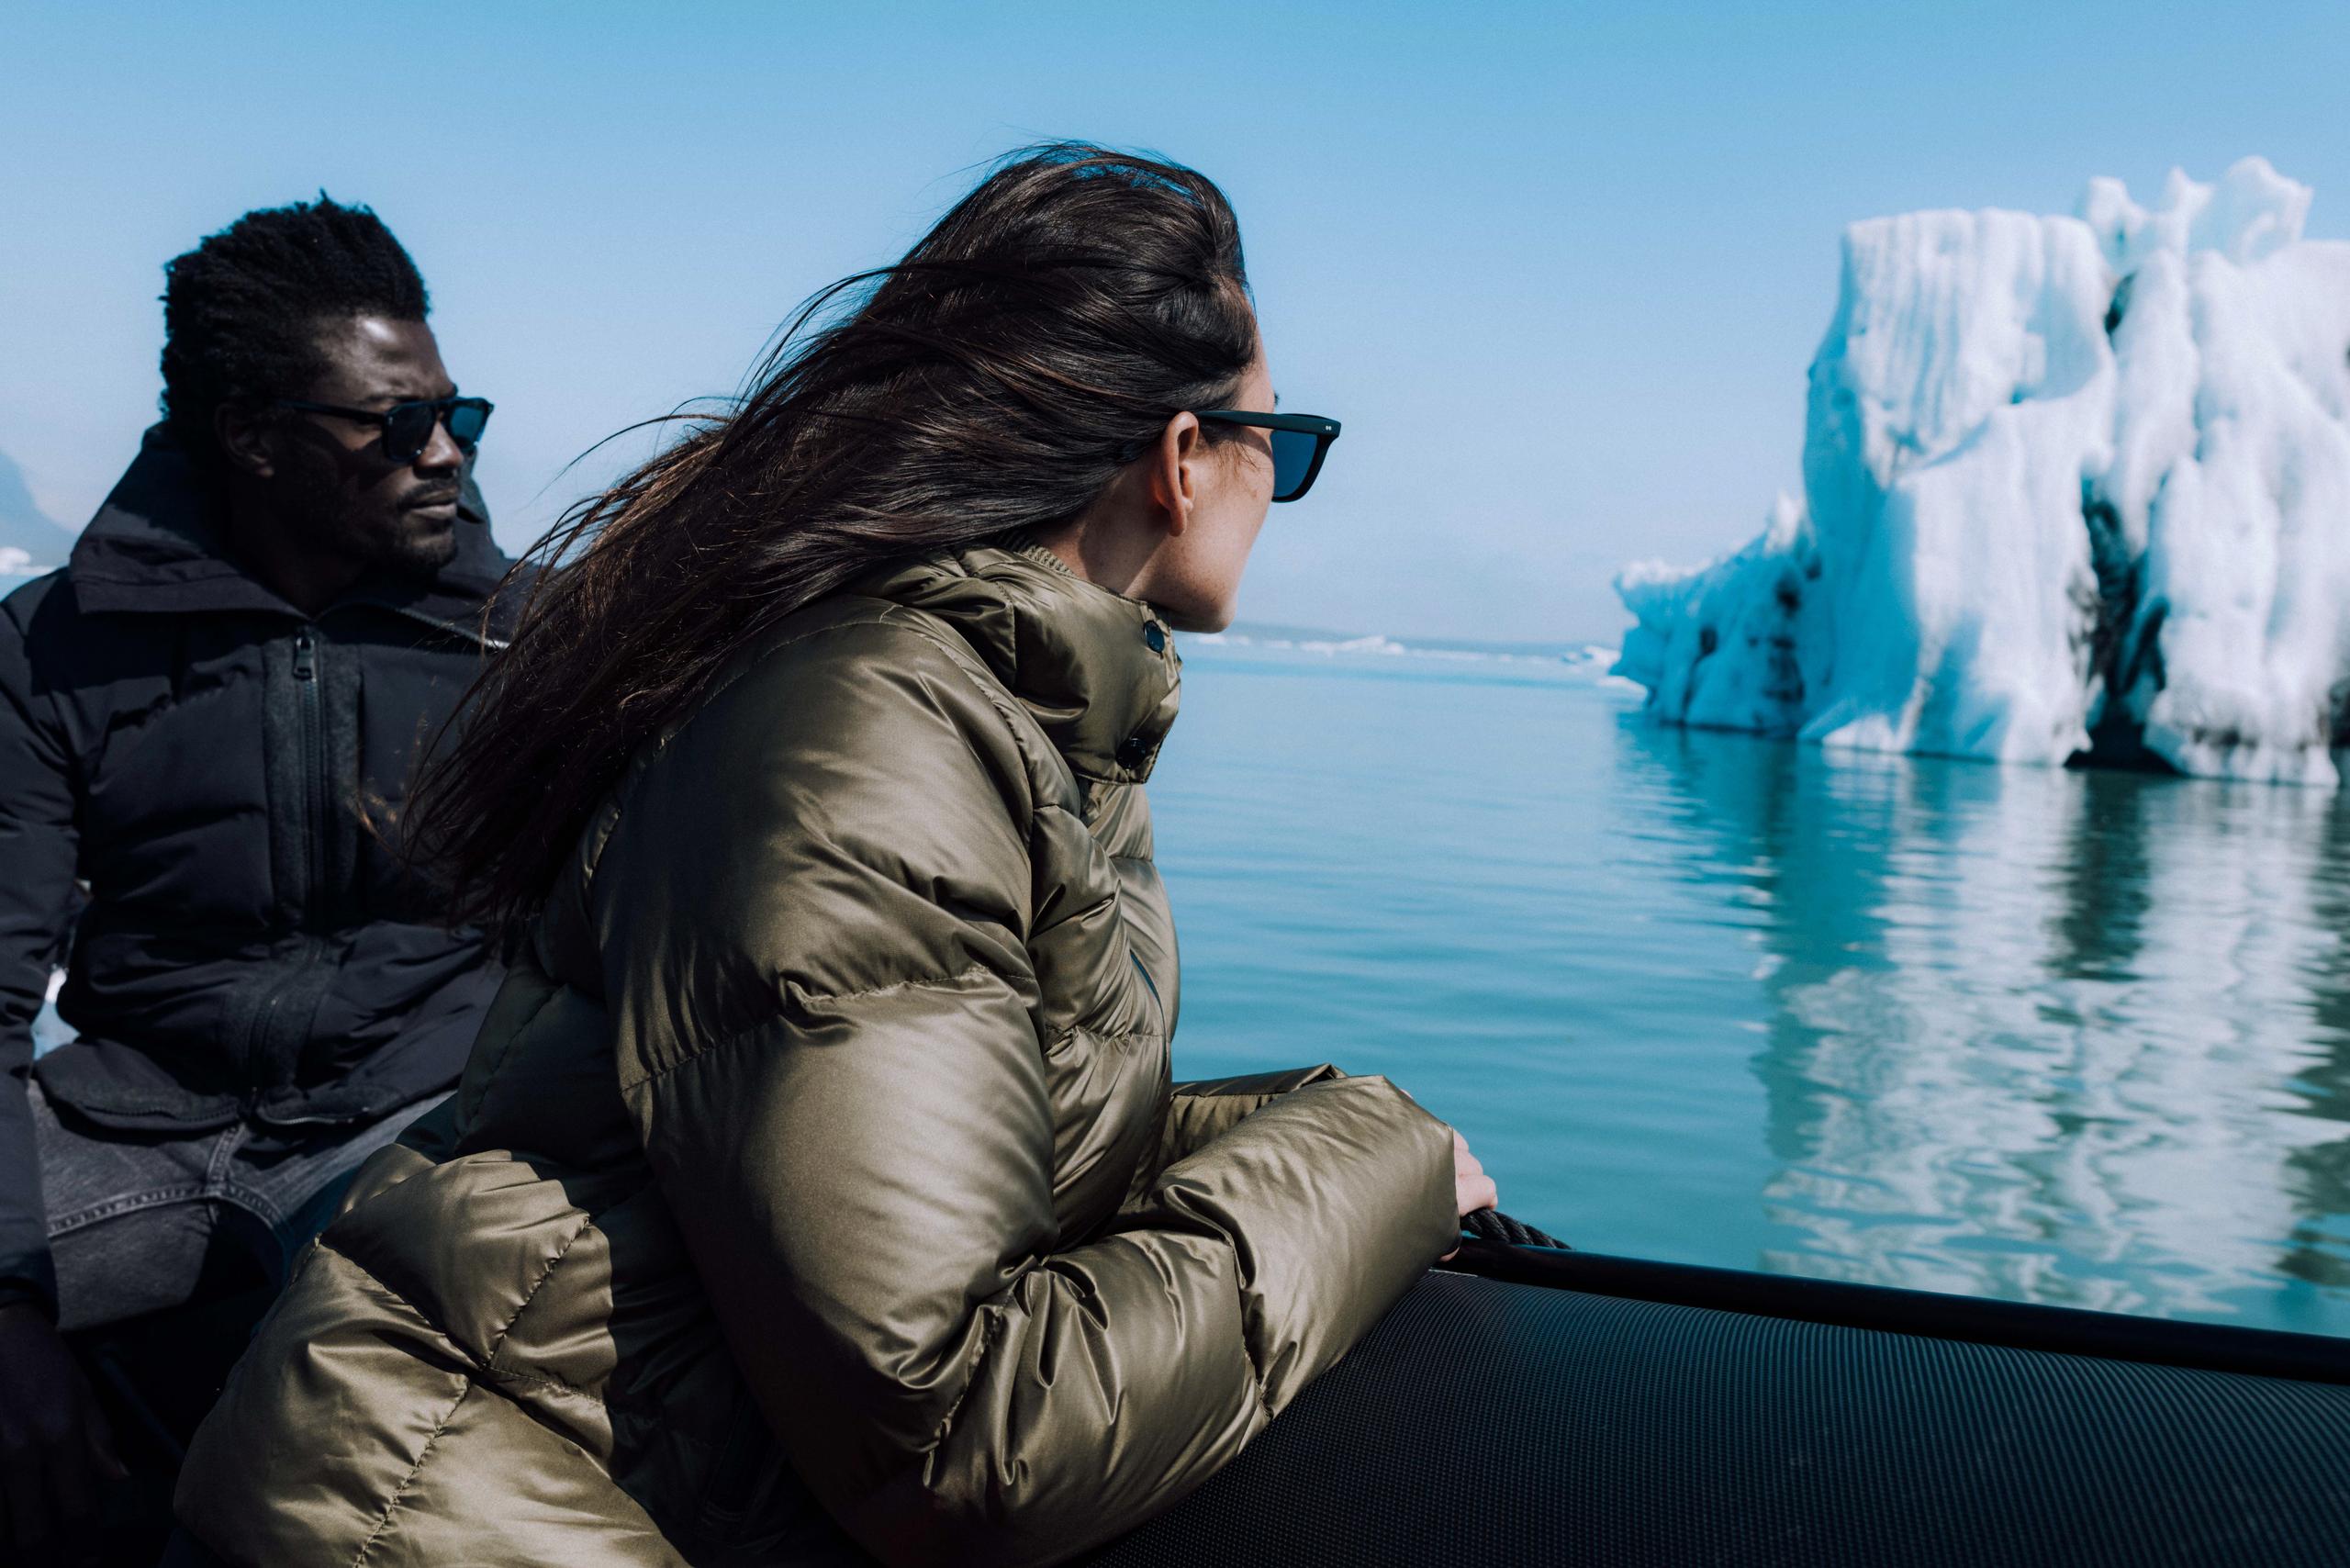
[409,144,1258,937]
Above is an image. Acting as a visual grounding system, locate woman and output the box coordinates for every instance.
[176,145,1494,1567]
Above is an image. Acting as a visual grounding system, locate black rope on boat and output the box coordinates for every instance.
[1462,1207,1569,1250]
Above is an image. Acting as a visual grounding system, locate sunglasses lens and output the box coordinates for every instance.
[383,403,437,461]
[445,400,490,449]
[1269,428,1321,499]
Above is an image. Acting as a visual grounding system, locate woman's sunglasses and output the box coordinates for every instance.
[1197,410,1340,502]
[1121,410,1342,502]
[274,396,495,465]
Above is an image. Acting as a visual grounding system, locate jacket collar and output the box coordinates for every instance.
[68,424,519,642]
[856,539,1181,785]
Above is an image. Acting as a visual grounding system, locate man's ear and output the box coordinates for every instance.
[1147,412,1203,539]
[214,404,277,480]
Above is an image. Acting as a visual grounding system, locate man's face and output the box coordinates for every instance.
[261,315,468,578]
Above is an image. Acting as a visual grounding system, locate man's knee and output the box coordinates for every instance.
[49,1199,221,1334]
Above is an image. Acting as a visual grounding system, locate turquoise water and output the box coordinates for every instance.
[1151,637,2350,1338]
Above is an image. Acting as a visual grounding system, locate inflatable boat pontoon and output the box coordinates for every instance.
[1085,1239,2350,1567]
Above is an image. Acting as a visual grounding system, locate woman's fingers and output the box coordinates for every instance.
[1450,1128,1498,1215]
[1457,1170,1494,1222]
[1436,1126,1501,1264]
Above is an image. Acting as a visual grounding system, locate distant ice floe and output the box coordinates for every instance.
[1188,628,1627,681]
[1617,158,2350,784]
[0,546,36,579]
[1193,630,1597,667]
[1189,630,1406,656]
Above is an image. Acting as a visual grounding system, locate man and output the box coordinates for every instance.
[0,198,521,1562]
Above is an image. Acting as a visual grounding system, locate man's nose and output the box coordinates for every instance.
[414,413,466,471]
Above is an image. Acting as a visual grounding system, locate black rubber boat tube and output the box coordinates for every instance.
[1448,1238,2350,1385]
[1089,1249,2350,1565]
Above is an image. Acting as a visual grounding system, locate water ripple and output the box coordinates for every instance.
[1152,642,2350,1336]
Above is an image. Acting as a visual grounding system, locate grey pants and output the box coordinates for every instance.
[28,1081,445,1333]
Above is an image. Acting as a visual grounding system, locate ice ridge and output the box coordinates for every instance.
[1617,158,2350,784]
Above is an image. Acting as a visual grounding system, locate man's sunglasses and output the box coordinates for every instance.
[275,396,494,464]
[1122,410,1342,502]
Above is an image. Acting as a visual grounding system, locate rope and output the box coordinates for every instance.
[1461,1206,1569,1250]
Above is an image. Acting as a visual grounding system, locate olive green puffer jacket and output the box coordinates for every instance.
[175,542,1458,1567]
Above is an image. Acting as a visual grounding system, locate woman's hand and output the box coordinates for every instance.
[1438,1128,1498,1261]
[1452,1128,1497,1218]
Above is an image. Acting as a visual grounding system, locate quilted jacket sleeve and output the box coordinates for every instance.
[0,593,76,1315]
[1155,1066,1350,1171]
[598,619,1457,1568]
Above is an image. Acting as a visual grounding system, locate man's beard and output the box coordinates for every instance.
[375,510,463,577]
[282,460,462,582]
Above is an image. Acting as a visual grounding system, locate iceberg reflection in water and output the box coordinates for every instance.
[1153,637,2350,1336]
[1628,720,2348,1330]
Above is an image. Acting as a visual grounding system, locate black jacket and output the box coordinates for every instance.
[0,428,523,1313]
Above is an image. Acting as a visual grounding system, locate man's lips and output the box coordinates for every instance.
[402,492,461,520]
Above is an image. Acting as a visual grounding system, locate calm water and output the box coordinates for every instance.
[1152,638,2350,1338]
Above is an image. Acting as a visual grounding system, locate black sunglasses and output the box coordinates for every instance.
[275,396,494,464]
[1121,409,1343,502]
[1197,410,1340,502]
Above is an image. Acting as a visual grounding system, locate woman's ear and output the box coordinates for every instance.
[214,404,278,481]
[1147,412,1204,538]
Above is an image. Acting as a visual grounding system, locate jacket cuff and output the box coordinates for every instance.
[1141,1074,1455,1415]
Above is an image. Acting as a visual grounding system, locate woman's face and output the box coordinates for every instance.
[1133,343,1278,633]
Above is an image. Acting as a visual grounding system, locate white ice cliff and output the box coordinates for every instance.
[1617,159,2350,783]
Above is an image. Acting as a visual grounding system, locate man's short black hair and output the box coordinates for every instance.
[160,195,430,466]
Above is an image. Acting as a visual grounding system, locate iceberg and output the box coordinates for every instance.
[1617,159,2350,784]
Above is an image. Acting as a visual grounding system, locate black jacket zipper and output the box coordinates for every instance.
[292,628,327,931]
[241,625,330,1096]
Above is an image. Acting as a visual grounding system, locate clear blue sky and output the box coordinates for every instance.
[5,1,2344,641]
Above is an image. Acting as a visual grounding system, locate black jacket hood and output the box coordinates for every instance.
[68,424,516,637]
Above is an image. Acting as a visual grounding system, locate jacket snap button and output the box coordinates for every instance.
[1144,622,1167,653]
[1118,734,1150,766]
